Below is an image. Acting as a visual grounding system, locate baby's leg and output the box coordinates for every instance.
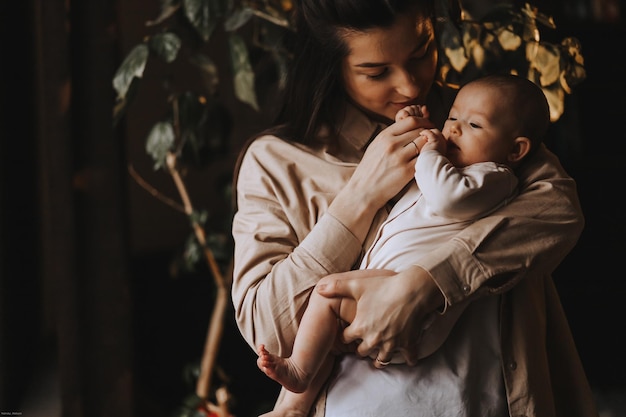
[257,289,343,393]
[260,355,335,417]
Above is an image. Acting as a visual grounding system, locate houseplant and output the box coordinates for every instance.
[112,1,585,415]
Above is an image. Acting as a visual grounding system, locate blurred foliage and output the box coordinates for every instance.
[112,1,585,415]
[436,2,586,121]
[113,0,294,274]
[112,0,586,184]
[111,0,584,267]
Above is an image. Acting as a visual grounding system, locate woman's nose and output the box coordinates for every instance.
[394,70,419,98]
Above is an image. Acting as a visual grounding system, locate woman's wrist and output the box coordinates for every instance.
[328,186,381,243]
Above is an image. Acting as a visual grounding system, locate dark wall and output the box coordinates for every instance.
[550,21,626,389]
[0,0,40,411]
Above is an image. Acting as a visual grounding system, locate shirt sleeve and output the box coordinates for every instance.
[415,145,585,309]
[231,137,364,356]
[415,150,519,220]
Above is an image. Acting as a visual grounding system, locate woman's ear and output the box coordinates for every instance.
[508,137,532,164]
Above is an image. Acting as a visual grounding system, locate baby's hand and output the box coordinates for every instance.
[419,128,447,154]
[395,104,429,123]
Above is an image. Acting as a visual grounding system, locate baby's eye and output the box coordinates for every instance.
[469,122,482,128]
[447,117,457,121]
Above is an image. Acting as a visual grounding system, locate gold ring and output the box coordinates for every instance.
[376,357,391,366]
[411,140,419,155]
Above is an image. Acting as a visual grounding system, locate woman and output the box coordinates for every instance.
[231,1,597,416]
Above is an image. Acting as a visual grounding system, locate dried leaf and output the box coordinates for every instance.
[529,42,560,87]
[521,3,556,29]
[497,27,522,51]
[471,43,485,69]
[539,82,565,122]
[445,46,469,72]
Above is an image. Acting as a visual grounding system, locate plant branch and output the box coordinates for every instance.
[165,151,230,408]
[128,164,185,213]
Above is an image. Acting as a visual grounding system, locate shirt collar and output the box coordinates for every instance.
[339,103,389,151]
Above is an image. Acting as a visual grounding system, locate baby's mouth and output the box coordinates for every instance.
[447,140,460,151]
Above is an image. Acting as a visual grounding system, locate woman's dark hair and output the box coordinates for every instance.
[269,0,435,144]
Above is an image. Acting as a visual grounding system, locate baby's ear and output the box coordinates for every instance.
[508,137,531,163]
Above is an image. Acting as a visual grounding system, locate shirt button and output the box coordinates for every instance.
[462,285,470,293]
[508,361,517,370]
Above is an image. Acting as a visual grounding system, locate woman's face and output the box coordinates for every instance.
[340,10,438,122]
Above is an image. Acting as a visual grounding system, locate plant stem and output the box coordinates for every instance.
[166,151,230,409]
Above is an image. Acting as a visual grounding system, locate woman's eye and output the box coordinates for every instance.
[367,69,388,79]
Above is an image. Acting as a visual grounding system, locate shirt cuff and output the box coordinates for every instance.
[414,238,485,310]
[298,213,364,274]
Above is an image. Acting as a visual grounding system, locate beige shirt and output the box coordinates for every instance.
[231,103,598,417]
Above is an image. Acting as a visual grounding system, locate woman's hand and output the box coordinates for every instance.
[354,115,436,207]
[328,115,435,243]
[316,265,445,366]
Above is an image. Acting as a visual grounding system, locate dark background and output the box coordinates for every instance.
[1,1,625,416]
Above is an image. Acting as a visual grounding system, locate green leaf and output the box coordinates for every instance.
[229,33,259,111]
[223,6,254,31]
[146,0,181,26]
[190,209,208,226]
[112,76,140,127]
[182,235,203,271]
[190,53,219,95]
[112,44,149,100]
[145,121,175,170]
[183,0,220,42]
[149,32,182,63]
[178,94,232,167]
[177,92,208,138]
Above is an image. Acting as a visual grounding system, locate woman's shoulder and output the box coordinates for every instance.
[516,144,573,186]
[235,132,322,179]
[246,133,291,150]
[241,133,310,162]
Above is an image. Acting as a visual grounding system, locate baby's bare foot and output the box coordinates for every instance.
[257,344,310,393]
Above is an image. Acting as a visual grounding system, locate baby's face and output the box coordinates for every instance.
[442,83,516,167]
